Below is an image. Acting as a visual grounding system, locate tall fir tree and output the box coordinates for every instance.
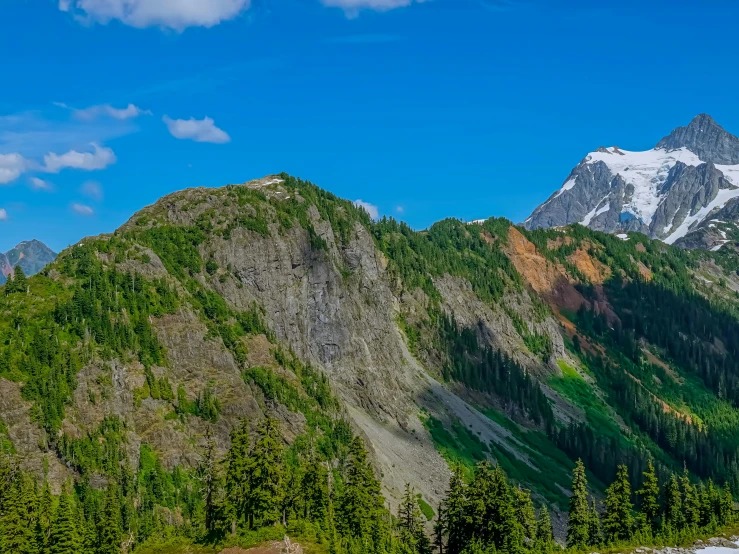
[225,419,250,533]
[199,429,220,534]
[603,464,633,543]
[567,459,590,549]
[444,466,467,554]
[338,436,383,540]
[681,469,700,528]
[0,472,39,554]
[36,480,53,551]
[97,482,122,554]
[397,484,431,554]
[246,417,285,527]
[47,486,80,554]
[587,498,602,547]
[300,451,329,523]
[535,504,555,553]
[636,459,660,533]
[663,473,684,531]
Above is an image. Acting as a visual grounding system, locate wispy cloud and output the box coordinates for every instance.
[71,103,152,121]
[0,208,7,221]
[163,116,231,144]
[80,180,104,200]
[322,0,426,17]
[354,199,379,220]
[59,0,251,31]
[29,177,54,191]
[71,203,94,216]
[0,153,30,185]
[44,143,116,173]
[325,34,405,44]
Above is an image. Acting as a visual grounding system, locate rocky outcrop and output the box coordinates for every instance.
[657,113,739,165]
[0,239,56,285]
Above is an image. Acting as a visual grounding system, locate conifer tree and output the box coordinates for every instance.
[36,480,53,551]
[433,502,446,554]
[567,459,590,549]
[514,485,537,543]
[246,417,284,527]
[47,486,80,554]
[587,497,602,547]
[719,482,733,526]
[225,420,250,533]
[535,504,555,553]
[681,469,700,527]
[397,484,431,554]
[444,466,467,554]
[0,472,39,554]
[636,459,660,533]
[300,452,329,523]
[603,464,633,543]
[97,482,122,554]
[199,430,220,534]
[339,436,382,540]
[664,473,684,530]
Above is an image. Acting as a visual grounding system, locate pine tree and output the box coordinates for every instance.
[636,459,660,533]
[397,484,431,554]
[587,497,602,547]
[338,436,383,540]
[225,420,250,533]
[444,466,467,554]
[47,487,80,554]
[36,480,53,551]
[0,472,39,554]
[567,459,590,549]
[97,482,122,554]
[514,486,537,543]
[199,429,220,534]
[433,502,446,554]
[681,469,700,527]
[603,464,633,543]
[300,452,329,523]
[663,473,683,531]
[246,417,285,527]
[719,482,734,526]
[535,504,555,553]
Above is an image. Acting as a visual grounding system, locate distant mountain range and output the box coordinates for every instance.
[0,240,57,285]
[525,114,739,251]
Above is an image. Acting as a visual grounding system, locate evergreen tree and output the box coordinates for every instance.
[0,472,39,554]
[603,464,633,543]
[514,486,537,543]
[300,452,329,523]
[433,502,446,554]
[36,480,54,551]
[397,484,431,554]
[719,482,734,526]
[97,482,122,554]
[663,473,683,531]
[636,459,660,533]
[444,466,467,554]
[567,459,590,549]
[338,436,383,540]
[198,429,220,534]
[246,417,284,527]
[47,486,80,554]
[681,469,700,527]
[225,420,250,533]
[535,504,555,553]
[587,498,602,547]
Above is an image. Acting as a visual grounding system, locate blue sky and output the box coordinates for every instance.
[1,0,738,253]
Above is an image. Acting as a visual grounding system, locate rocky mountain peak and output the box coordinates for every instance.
[0,239,57,285]
[656,113,739,164]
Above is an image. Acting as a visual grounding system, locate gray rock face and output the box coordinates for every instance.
[524,115,739,247]
[657,113,739,165]
[0,239,56,285]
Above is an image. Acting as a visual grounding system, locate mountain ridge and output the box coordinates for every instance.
[524,114,739,248]
[0,239,56,285]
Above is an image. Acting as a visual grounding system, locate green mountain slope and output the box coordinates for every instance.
[2,174,739,551]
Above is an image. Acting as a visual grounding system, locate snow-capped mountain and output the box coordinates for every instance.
[524,114,739,247]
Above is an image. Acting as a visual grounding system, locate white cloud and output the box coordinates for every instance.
[0,208,7,221]
[73,103,152,121]
[81,180,103,200]
[60,0,250,31]
[0,153,30,184]
[321,0,424,16]
[395,206,404,214]
[354,199,379,220]
[163,116,230,144]
[43,143,116,173]
[71,203,94,216]
[29,177,54,191]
